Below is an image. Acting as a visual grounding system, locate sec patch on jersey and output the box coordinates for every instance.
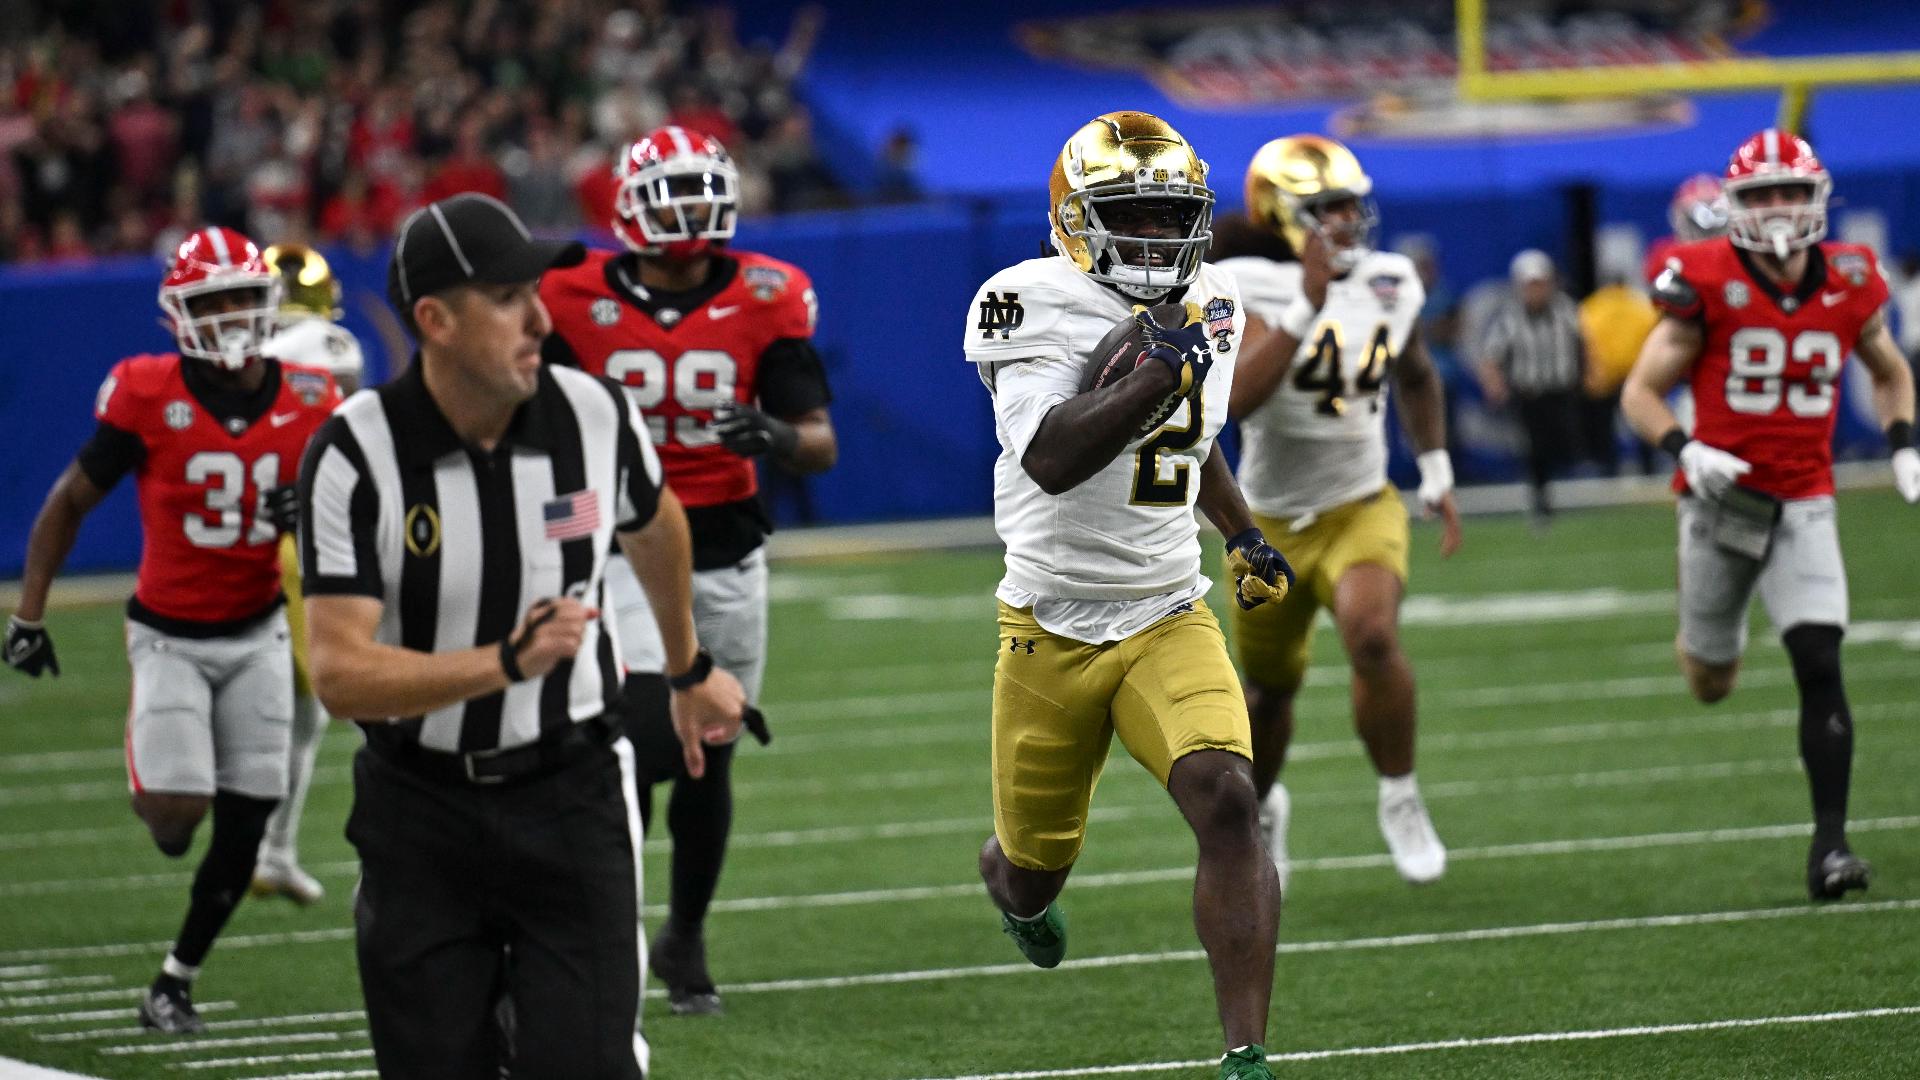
[1081,302,1189,435]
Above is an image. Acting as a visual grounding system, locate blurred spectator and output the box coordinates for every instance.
[0,1,848,265]
[1895,252,1920,360]
[1577,274,1660,476]
[872,126,921,205]
[1478,250,1586,523]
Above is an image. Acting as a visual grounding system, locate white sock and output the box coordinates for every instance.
[161,953,199,982]
[1379,772,1419,802]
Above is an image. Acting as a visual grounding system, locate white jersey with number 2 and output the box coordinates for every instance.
[964,255,1243,603]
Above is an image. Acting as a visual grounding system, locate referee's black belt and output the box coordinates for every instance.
[374,712,621,786]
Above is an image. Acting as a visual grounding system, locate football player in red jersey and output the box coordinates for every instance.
[3,228,340,1032]
[1643,173,1730,286]
[540,126,836,1014]
[1623,131,1920,902]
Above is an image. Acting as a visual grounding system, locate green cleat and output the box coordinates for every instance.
[1219,1045,1273,1080]
[999,902,1067,969]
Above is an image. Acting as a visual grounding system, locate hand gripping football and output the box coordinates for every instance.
[1080,302,1193,436]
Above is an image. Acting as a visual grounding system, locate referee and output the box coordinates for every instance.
[299,193,745,1079]
[1477,249,1587,523]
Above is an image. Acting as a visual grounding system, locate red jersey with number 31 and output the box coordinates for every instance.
[95,354,337,623]
[1652,239,1888,499]
[539,249,817,508]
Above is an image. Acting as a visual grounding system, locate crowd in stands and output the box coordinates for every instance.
[0,0,856,266]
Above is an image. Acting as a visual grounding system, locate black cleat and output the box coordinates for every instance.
[1808,847,1871,902]
[650,925,723,1016]
[137,976,206,1035]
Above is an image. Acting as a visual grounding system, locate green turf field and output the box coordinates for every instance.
[3,492,1918,1079]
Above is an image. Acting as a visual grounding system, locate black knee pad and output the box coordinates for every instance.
[191,791,278,901]
[1783,624,1845,692]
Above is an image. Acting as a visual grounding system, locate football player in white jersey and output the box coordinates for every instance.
[251,243,364,904]
[964,111,1294,1080]
[1220,135,1461,889]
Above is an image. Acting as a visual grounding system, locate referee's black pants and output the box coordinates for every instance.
[347,738,646,1080]
[1513,388,1582,517]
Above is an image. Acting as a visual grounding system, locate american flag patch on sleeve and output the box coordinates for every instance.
[543,490,601,541]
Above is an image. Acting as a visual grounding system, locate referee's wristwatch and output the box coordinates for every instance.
[668,649,715,691]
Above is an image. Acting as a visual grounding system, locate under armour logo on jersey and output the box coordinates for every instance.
[1008,637,1035,654]
[978,292,1025,340]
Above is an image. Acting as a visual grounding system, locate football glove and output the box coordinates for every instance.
[1678,439,1753,501]
[1224,528,1294,611]
[5,615,59,678]
[712,402,799,459]
[1136,306,1214,397]
[1893,447,1920,504]
[262,483,300,534]
[1415,449,1454,513]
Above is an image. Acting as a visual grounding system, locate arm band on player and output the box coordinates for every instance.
[669,648,715,691]
[1659,428,1690,458]
[1887,420,1915,454]
[498,637,527,683]
[1276,294,1317,341]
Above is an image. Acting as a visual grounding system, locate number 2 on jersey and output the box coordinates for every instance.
[604,348,740,446]
[1293,321,1391,416]
[1132,389,1204,506]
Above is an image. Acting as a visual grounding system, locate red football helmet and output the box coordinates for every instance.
[1668,173,1729,243]
[1723,129,1830,258]
[611,126,739,259]
[158,227,281,370]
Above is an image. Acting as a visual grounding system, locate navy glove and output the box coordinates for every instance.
[712,402,799,459]
[5,616,59,677]
[262,483,301,534]
[1136,306,1214,397]
[1224,528,1294,610]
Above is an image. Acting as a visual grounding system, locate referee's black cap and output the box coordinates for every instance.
[387,193,585,315]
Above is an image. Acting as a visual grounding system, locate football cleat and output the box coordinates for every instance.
[1807,847,1870,902]
[650,924,723,1016]
[1259,784,1291,894]
[251,860,325,906]
[1000,902,1067,969]
[137,976,206,1035]
[1219,1045,1275,1080]
[1378,786,1446,885]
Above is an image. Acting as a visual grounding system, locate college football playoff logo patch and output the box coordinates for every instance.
[744,265,789,301]
[164,401,194,431]
[1204,297,1235,352]
[591,298,621,326]
[287,370,330,406]
[1832,252,1869,286]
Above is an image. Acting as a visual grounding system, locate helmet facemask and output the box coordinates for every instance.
[162,276,282,371]
[1058,182,1213,300]
[1725,176,1829,260]
[616,156,739,260]
[1290,190,1379,273]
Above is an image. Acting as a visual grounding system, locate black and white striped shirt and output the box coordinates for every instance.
[1484,293,1586,395]
[298,360,662,753]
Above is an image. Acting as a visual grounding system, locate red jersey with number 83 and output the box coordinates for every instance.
[95,354,337,623]
[1652,239,1888,499]
[540,248,817,508]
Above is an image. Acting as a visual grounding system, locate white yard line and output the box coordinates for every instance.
[0,1002,233,1028]
[0,1057,108,1080]
[241,1072,375,1080]
[0,977,111,993]
[1,989,142,1010]
[901,1003,1920,1080]
[35,1010,366,1044]
[171,1048,375,1070]
[689,898,1920,999]
[0,967,50,979]
[99,1030,364,1055]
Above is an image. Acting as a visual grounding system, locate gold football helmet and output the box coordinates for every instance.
[1245,135,1378,270]
[1049,111,1214,299]
[261,243,342,322]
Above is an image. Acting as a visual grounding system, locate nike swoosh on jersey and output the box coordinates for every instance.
[709,305,741,319]
[270,411,298,427]
[1821,291,1846,307]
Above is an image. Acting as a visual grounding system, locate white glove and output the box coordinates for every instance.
[1894,447,1920,504]
[1415,449,1454,513]
[1678,440,1753,500]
